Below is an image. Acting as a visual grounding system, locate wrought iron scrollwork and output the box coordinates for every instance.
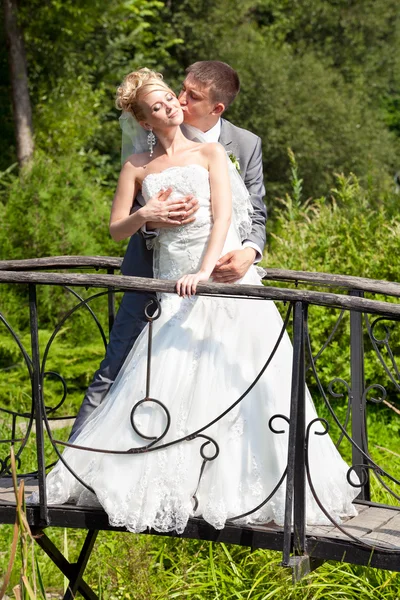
[1,261,400,571]
[305,418,399,551]
[305,308,400,507]
[366,315,400,392]
[129,397,171,449]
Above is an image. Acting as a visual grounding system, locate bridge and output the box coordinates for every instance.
[0,257,399,599]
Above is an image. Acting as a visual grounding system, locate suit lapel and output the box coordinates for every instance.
[219,118,233,149]
[219,118,246,181]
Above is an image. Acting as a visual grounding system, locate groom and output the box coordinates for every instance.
[70,60,266,437]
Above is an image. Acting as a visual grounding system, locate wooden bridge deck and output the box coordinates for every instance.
[1,477,399,572]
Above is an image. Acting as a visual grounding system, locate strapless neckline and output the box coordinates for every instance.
[142,164,209,188]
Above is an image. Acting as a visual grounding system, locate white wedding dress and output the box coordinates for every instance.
[45,165,358,533]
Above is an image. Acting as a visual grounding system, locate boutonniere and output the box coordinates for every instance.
[228,152,241,173]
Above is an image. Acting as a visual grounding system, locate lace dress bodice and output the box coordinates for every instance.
[142,164,212,217]
[142,164,225,280]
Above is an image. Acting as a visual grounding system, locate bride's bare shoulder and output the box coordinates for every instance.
[120,152,149,179]
[199,142,226,160]
[123,151,149,168]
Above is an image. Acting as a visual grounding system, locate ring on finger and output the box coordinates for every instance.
[167,211,171,219]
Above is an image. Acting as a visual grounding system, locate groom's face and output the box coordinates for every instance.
[178,75,219,128]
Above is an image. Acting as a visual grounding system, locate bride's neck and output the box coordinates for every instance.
[155,126,190,157]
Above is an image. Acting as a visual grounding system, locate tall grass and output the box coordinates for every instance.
[1,423,398,599]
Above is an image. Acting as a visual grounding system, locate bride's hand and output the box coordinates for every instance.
[142,189,199,227]
[176,271,210,297]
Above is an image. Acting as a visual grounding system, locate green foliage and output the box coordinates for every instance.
[163,0,400,200]
[227,41,398,201]
[0,152,119,259]
[269,168,400,281]
[1,526,400,598]
[1,3,400,597]
[266,154,400,401]
[17,0,182,162]
[2,0,400,198]
[252,0,400,93]
[0,326,107,415]
[0,151,124,330]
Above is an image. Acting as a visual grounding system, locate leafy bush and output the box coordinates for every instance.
[266,155,400,406]
[0,151,122,260]
[0,151,124,330]
[268,171,400,281]
[164,0,400,201]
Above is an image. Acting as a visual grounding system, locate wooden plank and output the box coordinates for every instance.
[17,417,73,433]
[363,512,400,548]
[1,476,398,553]
[305,505,368,538]
[246,521,282,532]
[352,507,398,531]
[0,256,123,271]
[0,477,38,504]
[1,257,399,297]
[263,268,400,297]
[306,524,335,537]
[352,503,369,514]
[320,507,397,542]
[0,271,399,316]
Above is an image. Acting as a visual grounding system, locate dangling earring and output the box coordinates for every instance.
[147,129,156,156]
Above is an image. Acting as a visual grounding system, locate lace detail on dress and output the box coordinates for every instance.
[143,165,213,280]
[158,293,197,324]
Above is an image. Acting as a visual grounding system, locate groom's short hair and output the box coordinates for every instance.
[185,61,240,109]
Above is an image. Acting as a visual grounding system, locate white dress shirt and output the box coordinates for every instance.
[189,120,221,143]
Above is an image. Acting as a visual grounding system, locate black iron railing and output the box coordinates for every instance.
[0,257,399,581]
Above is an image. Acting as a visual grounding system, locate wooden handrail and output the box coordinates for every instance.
[0,256,123,271]
[0,270,399,317]
[0,256,399,298]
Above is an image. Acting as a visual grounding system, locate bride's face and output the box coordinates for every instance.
[139,88,184,131]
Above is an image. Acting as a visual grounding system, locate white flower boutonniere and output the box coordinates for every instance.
[228,152,241,173]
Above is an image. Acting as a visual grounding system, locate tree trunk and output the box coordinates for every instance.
[3,0,34,167]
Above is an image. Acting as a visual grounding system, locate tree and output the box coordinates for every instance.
[3,0,34,166]
[163,0,400,201]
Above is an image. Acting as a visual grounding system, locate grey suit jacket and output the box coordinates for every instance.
[121,119,266,277]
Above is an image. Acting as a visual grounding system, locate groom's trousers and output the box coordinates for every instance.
[69,235,154,439]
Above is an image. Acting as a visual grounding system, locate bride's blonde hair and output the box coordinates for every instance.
[116,68,172,121]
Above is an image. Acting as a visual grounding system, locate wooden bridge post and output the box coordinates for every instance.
[349,290,370,500]
[28,283,48,525]
[282,301,306,569]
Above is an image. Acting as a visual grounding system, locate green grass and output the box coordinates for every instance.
[2,526,399,599]
[0,416,399,599]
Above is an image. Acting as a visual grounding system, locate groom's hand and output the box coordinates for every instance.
[212,248,256,283]
[146,193,199,230]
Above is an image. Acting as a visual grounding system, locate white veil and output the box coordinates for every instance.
[120,111,150,159]
[119,113,253,241]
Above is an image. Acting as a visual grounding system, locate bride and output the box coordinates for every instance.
[44,69,359,533]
